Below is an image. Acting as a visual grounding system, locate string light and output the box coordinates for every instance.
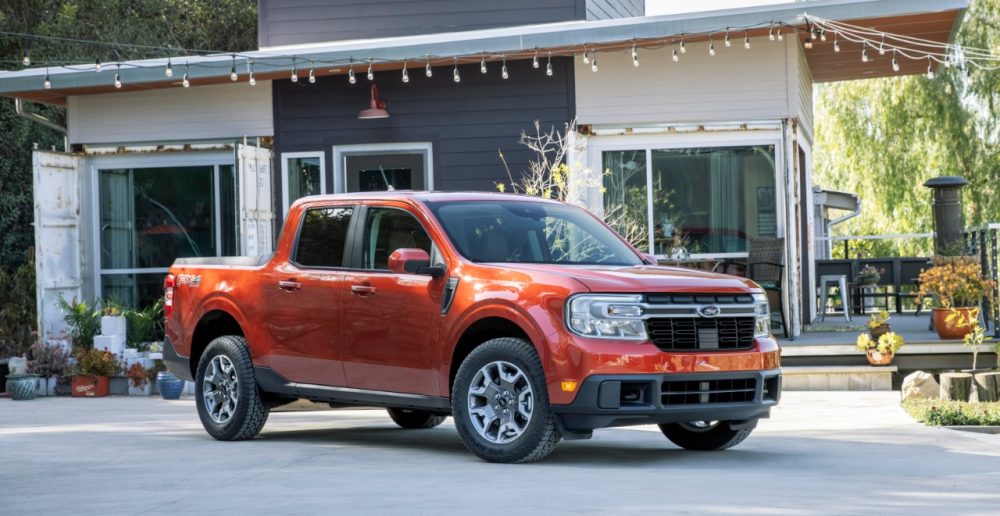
[672,46,679,62]
[724,29,732,47]
[308,61,316,83]
[367,58,374,81]
[480,54,487,74]
[402,60,409,83]
[769,24,776,41]
[290,58,298,82]
[95,58,102,73]
[229,55,237,81]
[591,50,598,72]
[777,28,783,41]
[182,63,190,87]
[680,37,687,53]
[425,56,433,77]
[804,35,813,50]
[879,35,886,55]
[926,56,935,79]
[248,61,256,86]
[709,36,716,56]
[582,49,590,65]
[833,36,840,53]
[744,30,751,49]
[453,57,460,83]
[114,64,122,89]
[502,55,509,79]
[165,58,173,78]
[820,29,827,42]
[892,49,900,72]
[546,52,553,76]
[532,49,539,69]
[861,46,869,63]
[631,43,639,67]
[22,48,30,67]
[348,61,356,84]
[43,65,50,89]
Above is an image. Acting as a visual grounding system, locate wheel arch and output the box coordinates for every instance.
[189,308,247,379]
[447,313,543,395]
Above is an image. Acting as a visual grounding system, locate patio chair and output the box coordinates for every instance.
[746,238,788,339]
[897,258,931,315]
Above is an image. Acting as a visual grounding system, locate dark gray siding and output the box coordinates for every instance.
[259,0,584,48]
[273,58,575,212]
[586,0,644,20]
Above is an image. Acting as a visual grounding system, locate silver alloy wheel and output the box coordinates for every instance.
[467,360,534,444]
[679,421,720,432]
[202,355,239,424]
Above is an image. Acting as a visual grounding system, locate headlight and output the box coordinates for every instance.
[753,292,771,338]
[566,294,647,340]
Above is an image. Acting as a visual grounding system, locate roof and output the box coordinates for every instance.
[0,0,968,105]
[292,190,564,206]
[813,188,860,211]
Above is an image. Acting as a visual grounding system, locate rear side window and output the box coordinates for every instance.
[294,207,353,267]
[362,208,432,270]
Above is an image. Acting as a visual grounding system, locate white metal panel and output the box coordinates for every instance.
[787,38,815,142]
[574,39,791,126]
[237,144,275,256]
[67,82,274,145]
[33,151,83,341]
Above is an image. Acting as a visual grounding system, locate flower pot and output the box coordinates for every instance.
[157,371,184,400]
[109,376,129,395]
[72,375,110,398]
[6,374,39,400]
[870,323,890,340]
[866,349,894,366]
[35,376,57,397]
[932,307,976,340]
[128,382,153,396]
[55,376,72,396]
[101,315,127,337]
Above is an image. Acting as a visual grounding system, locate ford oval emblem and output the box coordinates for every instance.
[698,305,721,318]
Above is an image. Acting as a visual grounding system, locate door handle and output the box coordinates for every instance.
[278,280,302,291]
[351,284,376,296]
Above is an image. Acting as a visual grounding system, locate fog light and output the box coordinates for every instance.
[561,381,578,392]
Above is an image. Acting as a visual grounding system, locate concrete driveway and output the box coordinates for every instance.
[1,392,998,515]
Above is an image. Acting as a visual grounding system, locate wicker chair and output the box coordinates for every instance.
[746,238,788,338]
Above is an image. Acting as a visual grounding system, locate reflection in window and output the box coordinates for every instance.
[286,156,322,204]
[363,208,432,270]
[295,207,353,268]
[602,150,649,252]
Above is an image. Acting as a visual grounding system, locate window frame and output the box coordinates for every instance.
[332,142,433,194]
[355,205,441,273]
[585,131,784,260]
[289,204,358,270]
[281,151,327,215]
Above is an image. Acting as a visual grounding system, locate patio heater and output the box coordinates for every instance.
[923,176,968,255]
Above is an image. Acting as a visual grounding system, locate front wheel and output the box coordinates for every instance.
[195,335,270,441]
[387,408,447,429]
[658,420,757,451]
[452,337,561,463]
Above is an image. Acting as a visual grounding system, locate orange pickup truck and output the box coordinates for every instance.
[163,191,781,463]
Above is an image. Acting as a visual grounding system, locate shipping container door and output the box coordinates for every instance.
[236,143,275,256]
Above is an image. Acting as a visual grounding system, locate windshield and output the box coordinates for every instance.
[428,200,643,266]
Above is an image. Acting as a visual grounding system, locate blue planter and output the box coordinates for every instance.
[156,371,184,400]
[6,374,39,401]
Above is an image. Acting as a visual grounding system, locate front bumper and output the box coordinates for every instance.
[552,369,781,436]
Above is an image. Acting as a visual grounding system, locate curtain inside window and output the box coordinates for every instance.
[709,150,742,253]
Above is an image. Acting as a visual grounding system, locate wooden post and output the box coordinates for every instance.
[974,372,1000,402]
[939,372,973,401]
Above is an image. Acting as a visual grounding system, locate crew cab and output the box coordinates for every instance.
[163,191,781,463]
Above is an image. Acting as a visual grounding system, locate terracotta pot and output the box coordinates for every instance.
[71,375,110,398]
[866,349,894,366]
[932,307,976,340]
[870,323,890,340]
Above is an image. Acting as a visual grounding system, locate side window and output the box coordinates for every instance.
[294,207,353,267]
[363,208,433,270]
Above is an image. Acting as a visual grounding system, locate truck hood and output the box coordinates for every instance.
[496,263,760,293]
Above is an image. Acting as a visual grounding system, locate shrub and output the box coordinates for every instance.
[903,399,1000,426]
[0,261,37,357]
[57,297,102,350]
[126,362,150,388]
[27,341,70,378]
[125,299,164,347]
[73,348,121,377]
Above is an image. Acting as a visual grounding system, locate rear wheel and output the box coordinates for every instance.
[452,337,561,463]
[195,335,269,441]
[658,420,756,451]
[387,408,447,429]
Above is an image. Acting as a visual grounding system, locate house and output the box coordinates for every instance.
[0,0,969,341]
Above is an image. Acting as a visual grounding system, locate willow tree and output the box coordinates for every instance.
[813,0,1000,257]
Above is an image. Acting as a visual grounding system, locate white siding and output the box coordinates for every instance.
[575,38,801,126]
[791,40,815,141]
[67,81,274,145]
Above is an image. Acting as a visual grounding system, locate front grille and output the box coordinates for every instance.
[646,317,755,351]
[661,377,757,405]
[646,293,754,304]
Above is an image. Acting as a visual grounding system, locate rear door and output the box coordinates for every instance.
[341,203,448,395]
[259,203,355,386]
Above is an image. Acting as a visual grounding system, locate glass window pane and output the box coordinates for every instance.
[286,156,322,202]
[362,208,432,269]
[294,207,353,267]
[219,165,239,256]
[100,166,216,269]
[601,150,649,252]
[101,273,167,310]
[345,153,424,192]
[651,146,775,255]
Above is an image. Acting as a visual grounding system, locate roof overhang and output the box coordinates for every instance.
[0,0,968,106]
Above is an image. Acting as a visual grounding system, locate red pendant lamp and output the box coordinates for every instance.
[358,84,389,119]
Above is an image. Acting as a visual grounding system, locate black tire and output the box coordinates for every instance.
[194,335,270,441]
[386,408,448,429]
[658,420,757,451]
[451,337,561,463]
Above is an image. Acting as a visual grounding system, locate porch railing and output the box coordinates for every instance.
[964,223,1000,338]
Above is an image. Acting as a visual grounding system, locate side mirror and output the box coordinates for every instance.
[642,253,659,265]
[388,248,445,277]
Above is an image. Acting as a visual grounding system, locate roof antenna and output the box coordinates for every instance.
[379,166,395,191]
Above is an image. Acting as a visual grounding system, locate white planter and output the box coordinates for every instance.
[94,334,126,355]
[35,376,57,396]
[101,315,127,337]
[128,383,153,396]
[148,352,163,360]
[123,348,139,359]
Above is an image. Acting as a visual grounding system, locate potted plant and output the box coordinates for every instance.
[71,348,119,397]
[857,331,906,366]
[100,303,127,338]
[27,341,70,396]
[4,370,39,401]
[57,297,102,350]
[125,300,163,353]
[918,256,997,340]
[126,362,153,396]
[856,265,883,287]
[867,310,891,340]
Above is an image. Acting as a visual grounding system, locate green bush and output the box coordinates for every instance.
[56,297,101,351]
[125,299,164,347]
[903,399,1000,426]
[0,261,37,357]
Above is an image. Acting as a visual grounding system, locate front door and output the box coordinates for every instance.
[260,204,354,386]
[341,204,446,395]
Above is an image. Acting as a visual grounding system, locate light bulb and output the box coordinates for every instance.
[348,66,356,84]
[804,38,813,50]
[744,32,751,49]
[834,39,840,53]
[402,65,409,83]
[532,50,539,69]
[892,57,900,73]
[453,59,460,83]
[879,36,886,55]
[308,67,316,83]
[96,58,102,73]
[725,31,732,47]
[22,49,30,67]
[926,58,935,79]
[230,66,238,81]
[672,48,679,62]
[861,47,869,63]
[291,66,298,82]
[114,73,122,89]
[546,59,553,77]
[680,39,686,53]
[709,41,716,56]
[367,59,374,81]
[480,56,487,74]
[777,29,783,41]
[182,73,190,88]
[43,73,51,90]
[632,44,639,67]
[249,72,256,86]
[582,50,590,64]
[820,30,827,42]
[502,63,509,79]
[769,26,775,41]
[165,59,173,77]
[426,58,432,77]
[590,52,598,72]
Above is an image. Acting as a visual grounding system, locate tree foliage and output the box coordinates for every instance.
[813,0,1000,257]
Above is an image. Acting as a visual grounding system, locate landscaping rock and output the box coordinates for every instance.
[901,371,939,401]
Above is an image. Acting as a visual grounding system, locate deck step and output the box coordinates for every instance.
[781,365,896,391]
